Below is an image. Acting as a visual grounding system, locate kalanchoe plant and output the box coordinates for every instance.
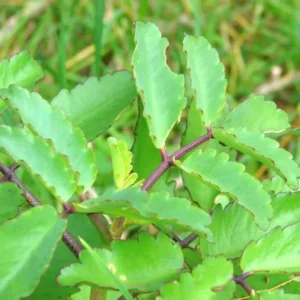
[0,22,300,300]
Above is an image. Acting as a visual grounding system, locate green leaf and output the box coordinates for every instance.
[74,187,212,240]
[108,137,138,189]
[269,192,300,231]
[58,233,184,293]
[213,127,300,189]
[51,72,137,141]
[263,176,291,194]
[0,206,67,300]
[180,148,272,230]
[181,100,218,211]
[183,35,227,126]
[0,51,43,89]
[201,204,264,259]
[0,125,76,201]
[132,22,186,148]
[224,94,290,132]
[132,101,173,193]
[159,256,234,300]
[0,182,24,222]
[0,85,97,193]
[258,289,300,300]
[241,222,300,273]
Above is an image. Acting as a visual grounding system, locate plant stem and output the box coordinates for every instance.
[0,162,82,258]
[142,129,212,191]
[141,129,212,246]
[233,273,254,295]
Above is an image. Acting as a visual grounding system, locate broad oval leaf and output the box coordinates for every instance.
[159,256,234,300]
[0,206,67,300]
[213,127,300,190]
[183,35,227,126]
[179,148,273,229]
[108,137,138,189]
[51,72,137,141]
[0,182,24,222]
[0,85,97,193]
[241,222,300,273]
[201,204,264,259]
[0,125,76,201]
[58,233,184,292]
[0,51,43,89]
[132,22,186,148]
[224,94,290,133]
[74,187,212,240]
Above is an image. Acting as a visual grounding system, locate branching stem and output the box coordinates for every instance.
[141,129,212,247]
[233,273,254,295]
[0,162,82,258]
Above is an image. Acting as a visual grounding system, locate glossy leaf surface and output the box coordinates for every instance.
[0,85,97,193]
[58,233,184,292]
[183,35,226,126]
[0,206,66,299]
[224,94,290,132]
[0,51,43,89]
[132,22,186,148]
[0,125,76,201]
[52,72,137,141]
[180,148,272,229]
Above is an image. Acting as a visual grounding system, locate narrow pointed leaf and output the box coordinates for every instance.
[132,22,186,148]
[241,222,300,273]
[159,256,234,300]
[0,125,76,201]
[51,72,137,141]
[224,94,290,132]
[0,206,67,300]
[0,182,24,222]
[74,187,212,240]
[58,233,184,292]
[0,51,43,89]
[180,148,273,229]
[108,137,138,189]
[258,289,300,300]
[183,35,227,126]
[0,85,97,193]
[214,127,300,189]
[201,204,264,259]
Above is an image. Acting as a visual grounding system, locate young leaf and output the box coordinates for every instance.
[108,137,138,189]
[183,35,227,126]
[58,233,184,292]
[241,222,300,273]
[0,51,43,89]
[0,182,24,222]
[74,187,212,240]
[159,256,234,300]
[51,72,137,141]
[0,85,97,193]
[213,127,300,189]
[224,94,290,132]
[0,206,67,299]
[179,148,273,230]
[201,204,264,259]
[132,22,186,148]
[0,125,76,201]
[258,289,300,300]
